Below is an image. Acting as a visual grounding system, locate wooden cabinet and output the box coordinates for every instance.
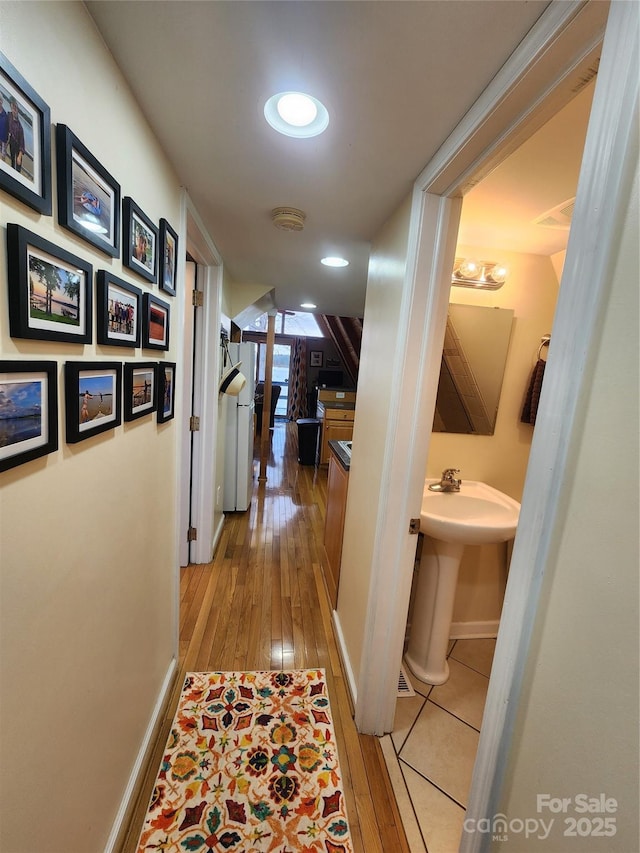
[317,404,355,464]
[323,449,349,608]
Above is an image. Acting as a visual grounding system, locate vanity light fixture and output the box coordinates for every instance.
[321,256,349,268]
[264,91,329,138]
[452,257,508,290]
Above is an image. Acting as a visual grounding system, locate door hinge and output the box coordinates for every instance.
[409,518,421,535]
[187,527,198,542]
[189,415,200,431]
[192,289,204,307]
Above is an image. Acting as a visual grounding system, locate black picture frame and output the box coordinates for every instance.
[0,52,52,214]
[159,218,178,296]
[0,360,58,472]
[123,362,156,421]
[157,361,176,423]
[64,361,122,444]
[6,223,93,344]
[310,350,323,367]
[123,196,157,283]
[142,293,170,351]
[56,124,120,257]
[96,270,142,348]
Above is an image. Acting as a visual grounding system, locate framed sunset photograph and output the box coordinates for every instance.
[56,124,120,257]
[96,271,142,348]
[123,362,156,421]
[0,52,52,214]
[6,224,92,344]
[142,293,170,351]
[0,361,58,473]
[64,361,122,444]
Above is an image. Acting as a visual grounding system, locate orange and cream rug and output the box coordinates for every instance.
[137,669,353,852]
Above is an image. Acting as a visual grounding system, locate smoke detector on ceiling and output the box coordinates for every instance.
[533,197,576,229]
[271,207,306,232]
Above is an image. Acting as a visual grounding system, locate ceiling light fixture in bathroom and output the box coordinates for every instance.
[452,257,508,290]
[271,207,306,232]
[264,91,329,138]
[321,256,349,268]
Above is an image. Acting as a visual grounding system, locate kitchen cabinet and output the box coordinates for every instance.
[316,389,356,465]
[323,442,350,608]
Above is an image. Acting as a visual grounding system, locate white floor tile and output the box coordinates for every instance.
[392,694,426,751]
[429,657,489,731]
[379,735,427,853]
[400,702,479,807]
[401,762,465,853]
[449,638,496,677]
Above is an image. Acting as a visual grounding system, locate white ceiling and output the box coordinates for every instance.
[84,0,583,319]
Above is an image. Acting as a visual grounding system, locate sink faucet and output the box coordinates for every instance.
[429,468,462,492]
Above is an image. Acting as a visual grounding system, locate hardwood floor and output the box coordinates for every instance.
[121,422,409,853]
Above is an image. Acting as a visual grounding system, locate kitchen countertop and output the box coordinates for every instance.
[328,439,351,471]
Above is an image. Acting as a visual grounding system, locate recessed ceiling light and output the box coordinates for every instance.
[264,91,329,138]
[300,302,317,309]
[321,256,349,268]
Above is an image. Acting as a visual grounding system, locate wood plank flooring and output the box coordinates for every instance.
[121,422,409,853]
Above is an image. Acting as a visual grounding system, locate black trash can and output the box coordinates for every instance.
[296,418,320,465]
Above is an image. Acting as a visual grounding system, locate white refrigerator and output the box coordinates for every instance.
[223,342,257,512]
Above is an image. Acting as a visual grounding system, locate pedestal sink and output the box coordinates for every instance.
[405,480,520,685]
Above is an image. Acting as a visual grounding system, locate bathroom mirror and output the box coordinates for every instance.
[433,304,514,435]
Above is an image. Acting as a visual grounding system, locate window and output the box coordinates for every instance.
[244,310,324,338]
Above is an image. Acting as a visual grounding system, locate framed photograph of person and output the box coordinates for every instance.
[96,271,142,348]
[64,361,122,444]
[0,361,58,473]
[0,52,52,214]
[56,124,120,257]
[123,362,156,422]
[6,223,93,344]
[157,361,176,423]
[123,196,157,284]
[142,293,170,351]
[159,218,178,296]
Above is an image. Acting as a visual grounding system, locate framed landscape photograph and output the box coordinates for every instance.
[123,362,156,422]
[6,223,92,344]
[142,293,170,351]
[56,124,120,257]
[64,361,122,444]
[123,196,157,284]
[0,52,52,214]
[159,218,178,296]
[157,362,176,423]
[0,361,58,473]
[96,271,142,348]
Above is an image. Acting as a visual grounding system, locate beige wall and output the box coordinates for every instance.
[336,194,411,682]
[0,3,181,850]
[429,246,560,629]
[494,153,639,852]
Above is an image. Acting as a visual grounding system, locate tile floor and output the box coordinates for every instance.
[380,638,497,853]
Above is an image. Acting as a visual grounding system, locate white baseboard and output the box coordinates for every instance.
[211,513,225,557]
[332,610,358,706]
[105,657,178,853]
[450,620,499,640]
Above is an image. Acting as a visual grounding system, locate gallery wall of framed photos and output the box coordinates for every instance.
[0,47,182,475]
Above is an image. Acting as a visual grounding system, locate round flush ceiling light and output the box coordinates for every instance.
[300,302,317,309]
[321,256,349,268]
[264,91,329,138]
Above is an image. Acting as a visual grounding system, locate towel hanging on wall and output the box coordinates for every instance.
[521,358,546,425]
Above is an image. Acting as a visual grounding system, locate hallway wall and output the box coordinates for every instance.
[0,3,183,849]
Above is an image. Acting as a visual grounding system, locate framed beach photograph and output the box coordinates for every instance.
[0,52,52,214]
[64,361,122,444]
[159,218,178,296]
[310,350,323,367]
[123,196,157,284]
[157,362,176,423]
[0,361,58,473]
[123,362,156,422]
[142,293,170,351]
[6,223,92,344]
[56,124,120,257]
[96,271,142,348]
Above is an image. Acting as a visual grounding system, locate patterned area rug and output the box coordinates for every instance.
[137,669,354,852]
